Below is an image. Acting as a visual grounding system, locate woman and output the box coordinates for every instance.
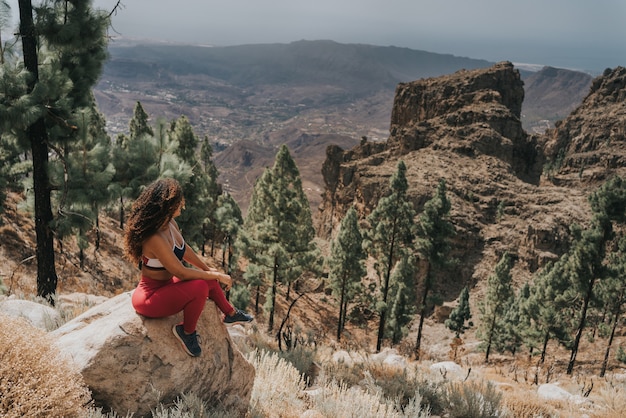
[124,178,253,357]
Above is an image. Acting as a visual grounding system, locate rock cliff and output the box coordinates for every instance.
[316,62,626,300]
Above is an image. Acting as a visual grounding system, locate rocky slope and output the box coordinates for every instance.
[316,62,624,301]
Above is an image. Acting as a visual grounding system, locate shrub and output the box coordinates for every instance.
[152,393,240,418]
[321,358,446,415]
[0,314,91,417]
[616,346,626,364]
[247,350,307,417]
[501,390,560,417]
[590,379,626,418]
[276,344,318,383]
[362,362,444,415]
[309,378,430,418]
[444,380,504,418]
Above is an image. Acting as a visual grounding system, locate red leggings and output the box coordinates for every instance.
[132,276,234,333]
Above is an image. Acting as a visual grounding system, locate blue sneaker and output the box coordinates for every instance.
[172,324,201,357]
[223,309,254,325]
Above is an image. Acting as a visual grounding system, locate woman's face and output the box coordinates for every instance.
[172,197,185,218]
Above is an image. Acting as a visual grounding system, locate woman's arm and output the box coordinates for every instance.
[143,234,232,289]
[183,245,232,289]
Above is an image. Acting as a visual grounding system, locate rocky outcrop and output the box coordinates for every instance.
[543,66,626,188]
[51,292,254,417]
[387,61,541,183]
[315,62,625,300]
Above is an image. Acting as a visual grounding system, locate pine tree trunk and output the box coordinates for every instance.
[567,277,596,375]
[415,265,431,360]
[119,195,125,229]
[540,330,549,364]
[268,256,278,332]
[19,0,58,305]
[485,314,497,363]
[95,212,101,250]
[376,229,396,352]
[600,291,623,377]
[337,275,346,341]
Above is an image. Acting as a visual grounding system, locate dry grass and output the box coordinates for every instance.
[247,350,308,417]
[0,314,91,417]
[501,390,562,417]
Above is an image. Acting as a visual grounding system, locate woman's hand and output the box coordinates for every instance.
[207,270,232,291]
[218,272,232,291]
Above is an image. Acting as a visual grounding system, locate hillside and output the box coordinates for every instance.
[3,60,626,416]
[94,40,592,212]
[316,62,626,335]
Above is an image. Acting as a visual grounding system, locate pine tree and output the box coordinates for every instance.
[563,176,626,375]
[365,160,416,352]
[110,129,159,228]
[238,144,321,332]
[597,233,626,377]
[214,192,243,272]
[563,217,610,374]
[386,254,417,345]
[497,286,526,356]
[525,258,572,363]
[167,116,211,248]
[129,101,153,140]
[414,179,455,359]
[478,252,514,363]
[50,104,114,267]
[199,135,221,255]
[7,0,109,302]
[327,206,366,341]
[445,286,472,338]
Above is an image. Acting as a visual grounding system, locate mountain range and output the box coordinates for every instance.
[94,39,593,212]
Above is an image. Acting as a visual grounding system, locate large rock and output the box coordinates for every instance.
[51,292,255,417]
[0,298,62,330]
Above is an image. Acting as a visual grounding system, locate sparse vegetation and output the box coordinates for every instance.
[0,314,91,418]
[444,380,503,418]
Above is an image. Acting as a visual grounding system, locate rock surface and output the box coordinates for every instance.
[0,298,62,330]
[51,292,255,417]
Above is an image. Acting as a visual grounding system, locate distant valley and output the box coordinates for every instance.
[94,40,592,212]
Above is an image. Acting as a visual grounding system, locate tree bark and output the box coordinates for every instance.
[337,274,346,341]
[415,264,431,360]
[19,0,59,304]
[601,289,623,377]
[267,255,278,332]
[567,276,596,374]
[376,223,396,352]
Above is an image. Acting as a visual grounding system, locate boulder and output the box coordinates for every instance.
[429,361,465,379]
[51,292,255,417]
[0,298,62,330]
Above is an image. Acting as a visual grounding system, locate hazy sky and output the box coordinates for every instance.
[5,0,626,72]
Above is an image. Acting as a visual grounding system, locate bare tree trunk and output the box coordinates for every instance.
[19,0,59,304]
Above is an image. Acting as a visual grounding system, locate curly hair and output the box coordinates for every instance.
[124,178,184,265]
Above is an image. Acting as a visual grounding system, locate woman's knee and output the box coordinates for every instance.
[189,279,210,299]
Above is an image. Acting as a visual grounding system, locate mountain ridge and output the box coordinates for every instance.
[94,40,592,213]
